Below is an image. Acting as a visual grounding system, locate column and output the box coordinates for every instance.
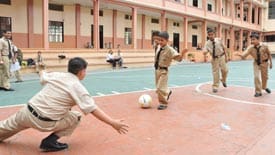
[255,6,259,25]
[93,0,99,50]
[131,7,137,49]
[239,29,243,52]
[240,0,244,22]
[258,8,262,25]
[217,24,222,38]
[201,20,207,46]
[231,0,235,21]
[161,11,166,31]
[248,2,252,23]
[42,0,49,49]
[112,10,117,48]
[27,0,34,48]
[229,26,234,59]
[218,0,223,16]
[202,0,207,16]
[75,4,81,48]
[183,17,188,49]
[141,14,146,49]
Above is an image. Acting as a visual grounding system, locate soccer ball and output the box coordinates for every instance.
[138,94,152,108]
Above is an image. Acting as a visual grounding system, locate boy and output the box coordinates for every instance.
[203,28,228,93]
[0,57,128,152]
[154,31,187,110]
[236,32,273,97]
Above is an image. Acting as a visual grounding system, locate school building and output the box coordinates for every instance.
[0,0,275,54]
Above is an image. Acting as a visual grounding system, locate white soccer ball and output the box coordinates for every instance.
[138,94,152,108]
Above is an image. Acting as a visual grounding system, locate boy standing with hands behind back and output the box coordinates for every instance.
[154,31,187,110]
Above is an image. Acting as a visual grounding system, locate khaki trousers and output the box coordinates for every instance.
[0,105,81,141]
[211,56,228,89]
[155,69,169,105]
[0,56,11,89]
[14,70,22,81]
[253,62,269,93]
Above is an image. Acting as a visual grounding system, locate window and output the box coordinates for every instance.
[173,22,180,27]
[90,10,103,16]
[268,1,275,19]
[193,0,198,7]
[0,0,10,5]
[0,17,11,36]
[49,4,64,11]
[265,35,275,42]
[125,14,132,20]
[48,21,64,42]
[124,28,132,45]
[151,18,159,24]
[174,0,181,2]
[207,4,212,11]
[192,25,198,29]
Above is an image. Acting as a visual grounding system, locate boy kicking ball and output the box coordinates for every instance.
[154,31,187,110]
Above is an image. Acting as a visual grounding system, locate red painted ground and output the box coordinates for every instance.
[0,84,275,155]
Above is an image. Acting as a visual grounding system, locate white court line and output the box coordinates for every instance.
[96,92,105,96]
[169,84,179,87]
[143,87,152,90]
[111,91,120,94]
[0,83,198,109]
[195,82,275,107]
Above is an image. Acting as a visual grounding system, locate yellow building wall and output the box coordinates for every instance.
[33,0,42,34]
[0,0,28,33]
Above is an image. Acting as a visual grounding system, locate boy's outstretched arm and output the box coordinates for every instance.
[91,108,129,134]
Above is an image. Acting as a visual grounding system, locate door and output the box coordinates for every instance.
[192,35,197,47]
[91,25,104,49]
[173,33,180,52]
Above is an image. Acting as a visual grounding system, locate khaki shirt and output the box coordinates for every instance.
[204,38,225,57]
[0,37,11,56]
[242,44,271,62]
[29,71,97,120]
[155,45,180,68]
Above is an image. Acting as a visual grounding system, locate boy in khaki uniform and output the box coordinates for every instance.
[0,30,15,91]
[0,57,128,152]
[236,32,273,97]
[203,29,228,93]
[154,31,187,110]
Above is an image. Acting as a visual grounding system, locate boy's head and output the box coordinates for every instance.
[68,57,88,80]
[207,28,215,41]
[158,31,169,47]
[2,30,12,39]
[152,31,160,44]
[250,32,260,46]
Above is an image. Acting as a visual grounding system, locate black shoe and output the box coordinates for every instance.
[254,93,262,97]
[265,88,271,94]
[167,91,172,101]
[157,104,167,110]
[3,88,14,91]
[222,82,227,88]
[40,140,68,152]
[15,80,23,83]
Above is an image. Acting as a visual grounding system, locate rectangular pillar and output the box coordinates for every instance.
[201,20,207,46]
[141,14,145,49]
[239,29,243,52]
[112,10,117,48]
[161,11,166,31]
[27,0,34,48]
[93,0,99,50]
[217,24,222,38]
[42,0,49,49]
[131,7,137,49]
[75,4,81,48]
[248,2,252,23]
[240,0,244,22]
[255,6,259,25]
[183,17,188,49]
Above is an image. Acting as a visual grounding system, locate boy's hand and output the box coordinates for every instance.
[270,63,273,69]
[111,119,129,134]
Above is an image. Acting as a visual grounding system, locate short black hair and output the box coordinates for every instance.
[68,57,88,75]
[207,28,215,33]
[152,31,160,37]
[250,32,259,39]
[158,31,169,40]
